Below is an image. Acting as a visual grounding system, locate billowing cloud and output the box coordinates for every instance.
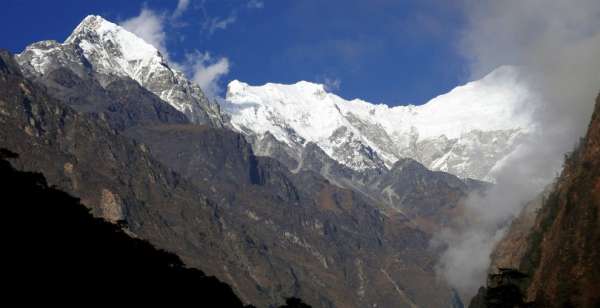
[183,51,231,98]
[120,8,168,57]
[434,0,600,300]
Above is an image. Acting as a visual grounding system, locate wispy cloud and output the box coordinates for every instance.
[247,0,264,9]
[322,77,341,92]
[203,15,237,35]
[172,0,191,18]
[198,0,264,36]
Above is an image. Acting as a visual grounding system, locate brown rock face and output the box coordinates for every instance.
[477,93,600,307]
[100,189,124,222]
[520,93,600,307]
[488,190,547,271]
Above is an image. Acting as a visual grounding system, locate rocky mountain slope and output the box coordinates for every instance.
[0,37,467,307]
[3,14,539,308]
[470,93,600,307]
[224,69,533,182]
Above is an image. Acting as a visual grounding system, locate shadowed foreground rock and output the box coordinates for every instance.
[0,149,247,306]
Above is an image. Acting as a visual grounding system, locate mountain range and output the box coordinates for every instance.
[19,15,534,184]
[4,14,597,308]
[224,67,532,182]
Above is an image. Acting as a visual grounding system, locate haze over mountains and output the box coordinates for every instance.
[4,11,599,308]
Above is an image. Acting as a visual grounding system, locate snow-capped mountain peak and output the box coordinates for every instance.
[225,78,392,170]
[67,15,160,59]
[17,15,223,126]
[223,67,534,181]
[64,15,165,85]
[228,80,328,103]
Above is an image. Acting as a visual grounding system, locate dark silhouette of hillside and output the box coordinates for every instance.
[0,148,249,306]
[278,297,312,308]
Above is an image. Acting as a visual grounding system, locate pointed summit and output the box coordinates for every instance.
[64,15,110,43]
[64,14,164,79]
[17,14,224,127]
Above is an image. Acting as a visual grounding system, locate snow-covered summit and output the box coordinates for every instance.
[17,15,223,126]
[64,15,165,84]
[224,67,534,181]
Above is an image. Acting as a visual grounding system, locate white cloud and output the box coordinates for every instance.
[434,0,600,300]
[247,0,264,9]
[183,51,230,98]
[203,15,237,35]
[121,4,232,98]
[121,8,168,57]
[173,0,191,18]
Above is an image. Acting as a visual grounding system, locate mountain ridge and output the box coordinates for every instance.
[224,67,533,182]
[18,14,533,183]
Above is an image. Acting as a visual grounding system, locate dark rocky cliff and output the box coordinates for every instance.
[470,93,600,308]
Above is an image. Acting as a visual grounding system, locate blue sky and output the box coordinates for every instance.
[1,0,469,105]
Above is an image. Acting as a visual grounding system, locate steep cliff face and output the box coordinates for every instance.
[519,93,600,307]
[488,189,548,271]
[471,93,600,307]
